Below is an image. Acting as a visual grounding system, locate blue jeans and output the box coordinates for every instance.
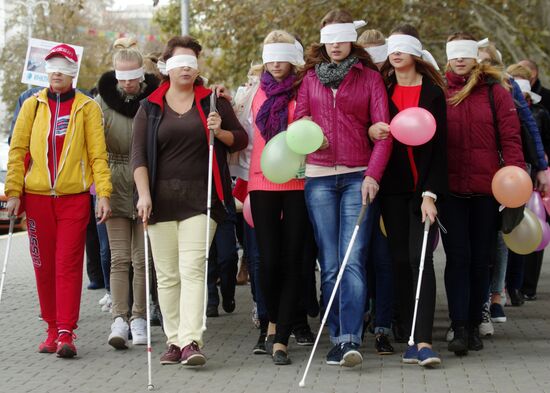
[305,172,368,345]
[244,221,267,320]
[93,195,111,292]
[364,198,393,335]
[490,232,508,294]
[207,198,239,307]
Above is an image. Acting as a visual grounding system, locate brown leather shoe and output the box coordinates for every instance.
[236,256,249,285]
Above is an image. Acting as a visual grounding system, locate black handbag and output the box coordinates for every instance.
[487,84,525,234]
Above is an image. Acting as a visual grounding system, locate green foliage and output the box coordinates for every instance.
[0,0,142,134]
[153,0,550,88]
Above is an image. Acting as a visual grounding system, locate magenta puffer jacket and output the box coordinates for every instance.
[294,62,392,182]
[446,71,524,195]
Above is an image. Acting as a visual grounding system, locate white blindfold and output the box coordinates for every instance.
[45,57,78,77]
[262,42,305,66]
[320,20,367,44]
[387,34,439,70]
[365,43,388,64]
[157,55,198,75]
[115,67,145,81]
[446,38,489,61]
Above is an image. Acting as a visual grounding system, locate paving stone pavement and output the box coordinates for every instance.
[0,232,549,393]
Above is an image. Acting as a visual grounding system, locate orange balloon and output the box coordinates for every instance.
[491,166,533,208]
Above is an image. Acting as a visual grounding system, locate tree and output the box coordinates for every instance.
[0,0,140,134]
[153,0,550,88]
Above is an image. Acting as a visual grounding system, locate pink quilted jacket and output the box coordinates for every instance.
[294,62,392,182]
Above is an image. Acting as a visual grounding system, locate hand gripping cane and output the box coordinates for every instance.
[202,93,217,332]
[407,218,431,347]
[143,221,154,391]
[299,203,369,388]
[0,216,15,306]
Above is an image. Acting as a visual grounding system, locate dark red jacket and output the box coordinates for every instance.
[446,71,524,195]
[294,62,392,182]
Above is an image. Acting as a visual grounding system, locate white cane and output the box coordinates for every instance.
[0,216,16,306]
[143,221,154,391]
[299,203,368,388]
[407,218,431,347]
[202,93,217,332]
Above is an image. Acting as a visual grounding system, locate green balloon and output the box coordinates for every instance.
[503,208,543,255]
[261,131,304,184]
[286,119,324,155]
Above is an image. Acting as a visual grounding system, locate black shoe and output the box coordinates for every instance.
[375,333,394,355]
[206,305,219,318]
[293,327,314,346]
[265,334,275,355]
[448,326,468,356]
[468,326,484,351]
[272,350,291,365]
[392,322,408,343]
[253,333,267,354]
[222,298,236,313]
[509,289,525,306]
[87,280,105,290]
[523,293,537,301]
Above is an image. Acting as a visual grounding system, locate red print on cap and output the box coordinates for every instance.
[45,44,78,63]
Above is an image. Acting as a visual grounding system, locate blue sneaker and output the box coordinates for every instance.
[326,343,343,365]
[417,347,441,367]
[402,345,418,364]
[490,303,507,323]
[340,342,362,367]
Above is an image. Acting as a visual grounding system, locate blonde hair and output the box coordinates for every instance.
[358,29,385,47]
[249,30,299,76]
[507,63,532,81]
[112,47,143,69]
[143,51,162,80]
[446,32,507,106]
[113,37,138,50]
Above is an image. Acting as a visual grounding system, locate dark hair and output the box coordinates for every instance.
[380,24,445,91]
[447,31,476,42]
[298,9,377,85]
[160,35,203,84]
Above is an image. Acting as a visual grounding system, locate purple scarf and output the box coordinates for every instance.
[255,71,296,142]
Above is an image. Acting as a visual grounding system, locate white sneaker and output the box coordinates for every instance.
[130,318,147,345]
[479,302,494,336]
[446,326,454,342]
[99,293,111,306]
[101,298,112,312]
[108,317,129,349]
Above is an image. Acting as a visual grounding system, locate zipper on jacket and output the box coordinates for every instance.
[52,93,60,187]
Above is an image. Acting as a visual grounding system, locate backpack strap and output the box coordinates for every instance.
[487,83,505,167]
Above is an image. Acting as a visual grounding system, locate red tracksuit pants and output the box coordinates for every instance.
[25,193,90,332]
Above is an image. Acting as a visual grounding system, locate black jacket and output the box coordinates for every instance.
[533,79,550,114]
[380,77,448,208]
[532,103,550,158]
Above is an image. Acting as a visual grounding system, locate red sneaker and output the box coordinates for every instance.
[38,328,58,354]
[56,330,77,358]
[180,341,206,366]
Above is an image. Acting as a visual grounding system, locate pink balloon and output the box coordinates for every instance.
[536,219,550,251]
[243,195,254,228]
[543,195,550,216]
[527,190,546,220]
[390,107,437,146]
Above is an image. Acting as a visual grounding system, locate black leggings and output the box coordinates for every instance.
[250,190,308,346]
[381,194,437,344]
